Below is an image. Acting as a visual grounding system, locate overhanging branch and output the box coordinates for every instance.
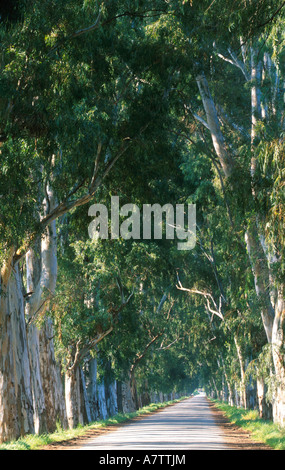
[176,272,224,321]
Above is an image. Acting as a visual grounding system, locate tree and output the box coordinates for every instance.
[0,0,184,441]
[1,0,285,443]
[168,3,285,423]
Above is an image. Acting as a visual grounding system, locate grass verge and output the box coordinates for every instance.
[0,396,189,450]
[212,400,285,450]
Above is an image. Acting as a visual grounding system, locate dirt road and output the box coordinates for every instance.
[79,395,231,450]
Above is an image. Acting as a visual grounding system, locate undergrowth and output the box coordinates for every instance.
[212,400,285,450]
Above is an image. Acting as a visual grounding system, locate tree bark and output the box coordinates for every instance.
[118,380,137,413]
[97,380,108,420]
[245,227,275,343]
[196,73,235,178]
[39,318,67,430]
[65,365,90,429]
[25,185,67,432]
[271,287,285,426]
[0,259,34,442]
[105,380,118,417]
[80,367,92,424]
[129,367,140,411]
[140,380,151,407]
[87,358,98,421]
[26,247,48,434]
[257,377,273,420]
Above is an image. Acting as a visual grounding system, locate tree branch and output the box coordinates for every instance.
[72,10,102,38]
[176,272,224,321]
[48,8,168,56]
[215,47,250,81]
[48,9,102,55]
[255,1,285,29]
[13,123,150,265]
[130,333,162,373]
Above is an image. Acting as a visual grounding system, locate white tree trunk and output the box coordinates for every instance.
[25,186,67,432]
[65,366,83,429]
[257,377,272,420]
[196,73,235,178]
[26,247,48,434]
[271,288,285,426]
[0,260,34,442]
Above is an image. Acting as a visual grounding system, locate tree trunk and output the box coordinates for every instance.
[234,335,247,409]
[102,361,118,418]
[39,318,67,430]
[211,378,219,399]
[250,47,262,172]
[87,358,98,421]
[196,67,285,426]
[129,367,140,411]
[119,380,136,413]
[245,226,275,344]
[27,324,48,434]
[222,361,234,405]
[196,73,235,178]
[80,367,91,424]
[0,260,34,442]
[26,247,48,434]
[105,380,118,417]
[140,380,151,407]
[26,186,67,431]
[246,376,257,410]
[97,380,108,420]
[65,365,88,429]
[257,377,273,420]
[271,288,285,426]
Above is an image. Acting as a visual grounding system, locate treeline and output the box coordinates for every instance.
[0,0,285,443]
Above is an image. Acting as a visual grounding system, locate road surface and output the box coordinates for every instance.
[79,394,230,450]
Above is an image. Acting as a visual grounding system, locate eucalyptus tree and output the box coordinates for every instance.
[151,0,285,425]
[1,0,284,443]
[0,0,185,441]
[193,33,285,425]
[173,129,269,412]
[50,239,135,427]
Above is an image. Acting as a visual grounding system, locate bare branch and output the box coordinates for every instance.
[48,9,102,55]
[176,272,224,321]
[26,289,55,326]
[214,47,250,81]
[192,112,211,130]
[72,10,102,38]
[68,326,113,371]
[158,337,180,351]
[157,293,168,312]
[215,104,250,140]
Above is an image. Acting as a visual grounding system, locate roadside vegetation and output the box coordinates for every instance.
[212,401,285,451]
[0,397,189,451]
